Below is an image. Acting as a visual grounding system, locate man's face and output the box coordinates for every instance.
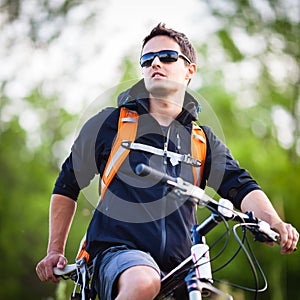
[141,35,195,98]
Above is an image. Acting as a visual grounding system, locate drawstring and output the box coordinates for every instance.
[176,133,181,151]
[163,127,171,165]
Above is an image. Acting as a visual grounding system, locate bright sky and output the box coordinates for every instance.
[0,0,220,115]
[1,0,299,154]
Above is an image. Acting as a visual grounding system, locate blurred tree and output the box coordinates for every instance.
[198,0,300,299]
[0,86,82,298]
[0,0,299,299]
[203,0,299,161]
[0,0,84,43]
[0,1,95,298]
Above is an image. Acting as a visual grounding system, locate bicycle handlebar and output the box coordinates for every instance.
[53,264,77,277]
[135,162,177,183]
[135,164,280,244]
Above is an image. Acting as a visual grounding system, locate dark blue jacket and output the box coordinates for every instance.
[53,80,260,272]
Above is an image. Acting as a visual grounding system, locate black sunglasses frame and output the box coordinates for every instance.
[140,50,191,68]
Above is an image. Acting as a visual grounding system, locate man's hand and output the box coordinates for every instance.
[36,252,67,284]
[36,195,76,283]
[271,221,299,254]
[241,190,298,254]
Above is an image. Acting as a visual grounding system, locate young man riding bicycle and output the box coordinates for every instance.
[36,23,298,300]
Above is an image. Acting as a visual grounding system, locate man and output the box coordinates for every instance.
[36,23,298,300]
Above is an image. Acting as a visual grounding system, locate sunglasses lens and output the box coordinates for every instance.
[140,53,154,68]
[140,50,179,67]
[159,50,178,63]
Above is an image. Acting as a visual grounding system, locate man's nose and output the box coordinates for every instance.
[151,55,161,67]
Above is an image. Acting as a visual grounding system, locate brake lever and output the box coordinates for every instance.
[167,178,207,204]
[242,212,281,244]
[256,220,281,244]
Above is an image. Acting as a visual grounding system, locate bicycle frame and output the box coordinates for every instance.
[54,164,280,300]
[156,199,237,300]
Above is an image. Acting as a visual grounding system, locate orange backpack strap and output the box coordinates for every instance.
[191,123,207,186]
[77,107,138,262]
[100,107,139,199]
[76,234,90,262]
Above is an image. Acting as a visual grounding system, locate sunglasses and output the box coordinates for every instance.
[140,50,191,68]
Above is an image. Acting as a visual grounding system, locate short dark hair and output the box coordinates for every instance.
[142,23,197,64]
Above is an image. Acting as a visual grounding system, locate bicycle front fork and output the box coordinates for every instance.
[185,242,212,299]
[186,228,233,300]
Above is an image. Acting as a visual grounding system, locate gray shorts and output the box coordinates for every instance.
[93,245,160,300]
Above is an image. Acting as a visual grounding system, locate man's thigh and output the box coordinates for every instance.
[93,246,160,300]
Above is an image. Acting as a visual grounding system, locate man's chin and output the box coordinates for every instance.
[149,86,170,98]
[147,81,181,98]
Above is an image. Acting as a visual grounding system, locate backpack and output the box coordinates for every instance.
[76,106,207,262]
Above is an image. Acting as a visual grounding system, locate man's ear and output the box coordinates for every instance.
[185,63,197,81]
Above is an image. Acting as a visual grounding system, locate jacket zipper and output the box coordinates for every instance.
[159,125,171,261]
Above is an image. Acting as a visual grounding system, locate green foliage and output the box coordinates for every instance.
[0,0,299,299]
[1,0,86,43]
[0,118,53,298]
[217,29,244,62]
[0,86,79,298]
[199,1,300,298]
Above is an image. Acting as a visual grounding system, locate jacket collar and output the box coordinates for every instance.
[117,79,201,125]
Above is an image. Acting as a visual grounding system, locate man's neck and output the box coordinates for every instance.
[149,91,185,126]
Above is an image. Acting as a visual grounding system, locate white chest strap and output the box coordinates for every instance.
[121,141,201,167]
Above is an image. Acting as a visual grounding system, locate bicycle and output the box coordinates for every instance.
[54,163,281,300]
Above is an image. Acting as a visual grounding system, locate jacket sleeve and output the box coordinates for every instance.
[52,108,115,200]
[201,126,261,210]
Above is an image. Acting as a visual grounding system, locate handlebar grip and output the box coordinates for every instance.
[53,264,77,276]
[257,221,281,244]
[135,163,176,183]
